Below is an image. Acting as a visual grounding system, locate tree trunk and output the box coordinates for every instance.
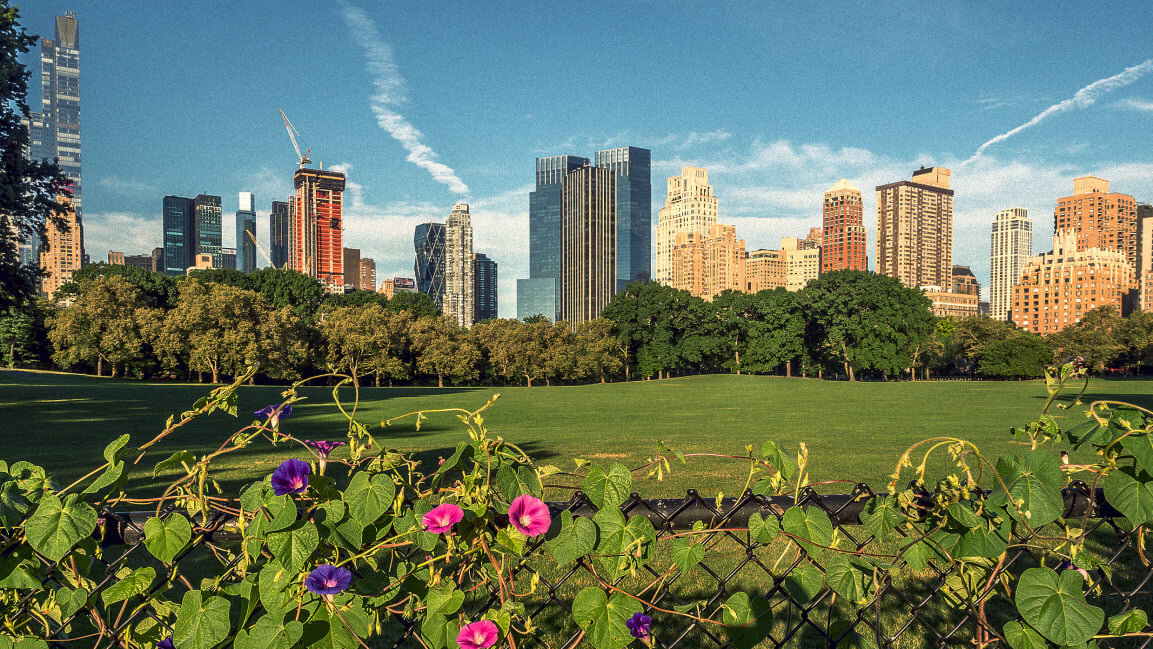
[212,368,220,384]
[847,364,855,382]
[786,360,792,378]
[525,375,533,387]
[625,365,630,381]
[198,371,203,383]
[601,374,605,383]
[735,350,741,375]
[909,366,916,382]
[375,371,381,387]
[438,375,444,388]
[110,363,117,378]
[96,357,103,376]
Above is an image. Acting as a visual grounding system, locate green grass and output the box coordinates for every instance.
[4,369,1152,498]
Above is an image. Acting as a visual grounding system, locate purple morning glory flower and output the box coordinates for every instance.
[255,404,292,428]
[305,564,352,599]
[157,638,175,649]
[271,459,310,496]
[305,440,346,460]
[625,612,652,641]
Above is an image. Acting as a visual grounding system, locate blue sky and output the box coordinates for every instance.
[20,1,1153,314]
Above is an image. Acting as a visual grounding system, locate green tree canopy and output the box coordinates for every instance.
[977,333,1052,379]
[47,275,161,378]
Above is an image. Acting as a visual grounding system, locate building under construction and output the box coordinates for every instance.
[291,167,346,293]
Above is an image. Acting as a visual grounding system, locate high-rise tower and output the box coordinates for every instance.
[291,168,345,292]
[236,192,256,272]
[270,200,290,269]
[444,202,475,327]
[561,165,616,325]
[517,155,588,320]
[822,179,867,273]
[1054,176,1137,271]
[990,207,1032,321]
[876,167,954,289]
[656,167,718,285]
[594,147,651,292]
[1139,204,1153,312]
[162,196,196,275]
[194,194,222,268]
[473,253,498,323]
[414,223,446,308]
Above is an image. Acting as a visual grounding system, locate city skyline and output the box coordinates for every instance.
[18,2,1153,316]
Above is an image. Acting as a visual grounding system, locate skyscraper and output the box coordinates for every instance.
[360,258,377,293]
[473,253,498,323]
[414,223,446,308]
[270,200,290,269]
[517,155,587,321]
[990,207,1032,321]
[561,165,616,325]
[822,179,867,273]
[1054,176,1138,271]
[1139,204,1153,312]
[29,14,85,286]
[594,147,651,292]
[656,167,719,285]
[162,196,196,275]
[342,248,361,290]
[236,192,257,272]
[194,194,222,268]
[292,168,346,292]
[221,248,237,270]
[876,166,954,289]
[667,224,745,300]
[443,203,475,327]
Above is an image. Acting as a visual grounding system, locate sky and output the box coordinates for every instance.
[19,0,1153,314]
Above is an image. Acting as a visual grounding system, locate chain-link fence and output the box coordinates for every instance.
[7,483,1150,648]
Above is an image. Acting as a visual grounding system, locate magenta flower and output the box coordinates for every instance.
[508,494,551,537]
[157,638,175,649]
[305,440,346,459]
[457,620,499,649]
[422,503,465,534]
[271,459,310,496]
[255,404,292,428]
[626,612,652,641]
[305,564,352,600]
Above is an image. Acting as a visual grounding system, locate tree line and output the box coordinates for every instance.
[3,265,1153,384]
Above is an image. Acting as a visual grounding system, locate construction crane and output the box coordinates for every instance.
[279,109,311,167]
[246,229,287,270]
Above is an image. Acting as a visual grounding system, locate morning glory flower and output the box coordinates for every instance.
[626,612,652,641]
[255,404,292,428]
[305,440,346,459]
[456,620,499,649]
[422,503,465,534]
[271,458,309,496]
[508,494,551,537]
[157,638,175,649]
[305,564,352,600]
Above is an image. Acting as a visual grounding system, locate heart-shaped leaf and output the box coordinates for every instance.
[722,591,773,649]
[572,587,642,649]
[101,567,155,606]
[1002,621,1046,649]
[670,537,705,573]
[24,493,97,562]
[343,472,395,526]
[173,590,231,649]
[861,497,903,540]
[582,464,632,511]
[1014,567,1104,647]
[781,506,832,557]
[748,512,779,544]
[989,451,1064,526]
[824,554,870,606]
[1107,608,1148,635]
[267,522,318,572]
[143,515,193,563]
[783,564,824,603]
[1103,468,1153,526]
[547,510,597,566]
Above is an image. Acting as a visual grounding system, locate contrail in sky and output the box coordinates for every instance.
[337,1,469,194]
[961,58,1153,167]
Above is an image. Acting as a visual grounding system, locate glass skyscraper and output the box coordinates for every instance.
[473,253,498,322]
[594,147,652,292]
[162,195,195,275]
[414,222,446,309]
[194,194,223,268]
[236,192,257,272]
[517,155,587,320]
[270,200,290,269]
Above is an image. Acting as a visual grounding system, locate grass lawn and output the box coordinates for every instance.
[3,369,1151,499]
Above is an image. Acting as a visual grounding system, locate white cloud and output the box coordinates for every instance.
[97,177,158,196]
[83,211,158,258]
[1114,97,1153,113]
[242,166,294,204]
[337,2,469,195]
[961,58,1153,167]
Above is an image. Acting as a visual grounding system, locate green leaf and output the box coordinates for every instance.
[24,493,97,562]
[153,450,195,476]
[762,441,797,481]
[343,472,395,526]
[947,502,983,528]
[258,561,294,614]
[1103,468,1153,526]
[143,515,193,563]
[861,497,903,540]
[173,590,231,649]
[547,510,597,566]
[81,461,124,496]
[989,450,1064,526]
[267,522,319,572]
[781,506,833,557]
[496,464,540,500]
[783,564,824,603]
[0,480,31,527]
[824,554,869,606]
[722,591,773,649]
[0,639,48,649]
[57,587,89,620]
[101,567,155,606]
[748,512,779,544]
[103,434,132,463]
[572,587,642,649]
[0,554,41,589]
[426,585,464,618]
[1015,567,1104,647]
[1107,608,1148,635]
[582,463,632,511]
[670,537,705,573]
[1122,433,1153,475]
[1003,621,1047,649]
[955,513,1013,559]
[901,539,932,572]
[244,616,304,649]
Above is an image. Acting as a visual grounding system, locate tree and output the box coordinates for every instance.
[387,291,439,318]
[1048,306,1125,372]
[800,270,935,381]
[246,268,326,321]
[409,316,479,387]
[47,276,160,377]
[62,263,179,308]
[571,318,623,382]
[976,334,1052,379]
[322,289,388,309]
[950,316,1018,373]
[0,299,52,367]
[602,281,706,379]
[742,289,804,376]
[319,304,410,387]
[1117,311,1153,371]
[260,306,314,382]
[0,2,71,308]
[158,279,269,383]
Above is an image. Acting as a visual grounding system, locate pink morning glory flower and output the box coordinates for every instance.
[508,494,551,537]
[422,503,465,534]
[457,620,499,649]
[271,458,309,496]
[304,440,346,459]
